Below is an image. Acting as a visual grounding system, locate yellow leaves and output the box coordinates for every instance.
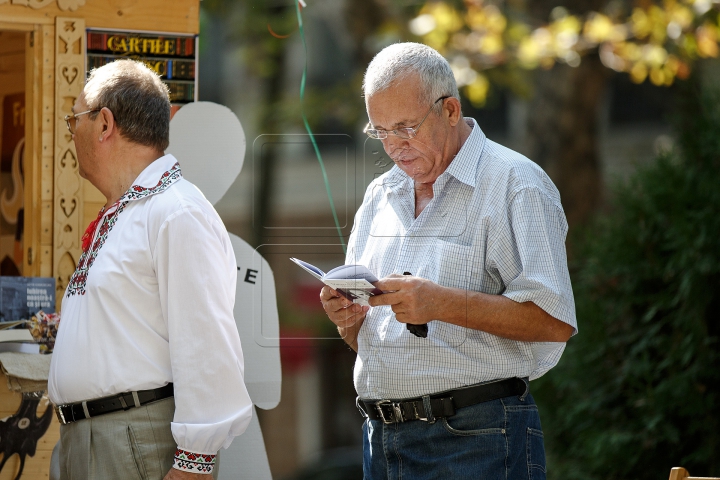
[413,2,508,56]
[630,6,669,43]
[632,3,695,43]
[517,28,551,69]
[551,15,582,43]
[419,3,463,33]
[409,14,437,37]
[550,14,582,66]
[631,8,652,39]
[517,36,542,69]
[648,6,669,43]
[464,74,490,107]
[649,65,676,86]
[696,23,719,57]
[630,62,648,83]
[424,29,450,51]
[479,33,504,56]
[515,15,584,69]
[669,5,693,30]
[643,44,669,67]
[465,4,506,34]
[412,3,465,52]
[408,1,720,93]
[585,13,627,44]
[606,41,678,85]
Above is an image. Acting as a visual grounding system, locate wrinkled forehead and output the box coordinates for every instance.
[365,73,425,108]
[366,78,427,128]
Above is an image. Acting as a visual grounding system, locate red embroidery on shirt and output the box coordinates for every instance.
[173,448,216,473]
[66,162,182,297]
[81,209,105,253]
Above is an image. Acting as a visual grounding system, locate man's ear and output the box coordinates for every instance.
[444,97,463,127]
[97,106,116,141]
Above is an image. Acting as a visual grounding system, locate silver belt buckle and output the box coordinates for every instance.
[375,400,405,424]
[54,405,68,425]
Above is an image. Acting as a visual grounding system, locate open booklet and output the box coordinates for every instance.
[290,258,383,307]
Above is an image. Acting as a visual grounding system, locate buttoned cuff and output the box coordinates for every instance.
[172,447,216,474]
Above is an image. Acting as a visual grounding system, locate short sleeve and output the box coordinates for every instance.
[489,186,577,331]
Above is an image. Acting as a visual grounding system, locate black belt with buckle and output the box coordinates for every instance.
[358,377,528,424]
[54,383,174,425]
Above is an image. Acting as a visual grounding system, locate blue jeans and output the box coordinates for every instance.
[362,393,546,480]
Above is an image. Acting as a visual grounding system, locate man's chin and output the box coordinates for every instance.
[397,159,420,174]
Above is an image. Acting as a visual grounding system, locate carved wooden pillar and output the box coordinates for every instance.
[53,16,84,305]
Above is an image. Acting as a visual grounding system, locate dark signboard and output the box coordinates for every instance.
[86,29,198,106]
[0,276,55,321]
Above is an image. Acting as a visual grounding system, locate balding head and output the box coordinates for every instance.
[84,59,171,152]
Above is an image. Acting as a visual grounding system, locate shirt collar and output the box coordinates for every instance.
[440,118,485,188]
[119,154,183,204]
[380,118,486,193]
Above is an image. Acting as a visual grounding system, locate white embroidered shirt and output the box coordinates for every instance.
[48,154,252,473]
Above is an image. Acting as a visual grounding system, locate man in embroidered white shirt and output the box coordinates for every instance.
[48,59,252,479]
[320,43,577,479]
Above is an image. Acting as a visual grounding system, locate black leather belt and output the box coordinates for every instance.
[54,383,174,425]
[358,377,528,424]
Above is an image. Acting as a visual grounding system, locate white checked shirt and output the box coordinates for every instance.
[348,119,577,400]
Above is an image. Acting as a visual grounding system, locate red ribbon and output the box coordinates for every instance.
[81,208,104,253]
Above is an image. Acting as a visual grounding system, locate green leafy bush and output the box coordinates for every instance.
[534,88,720,479]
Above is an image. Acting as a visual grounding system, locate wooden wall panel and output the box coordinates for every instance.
[0,0,199,34]
[21,22,55,282]
[22,27,40,278]
[53,16,84,306]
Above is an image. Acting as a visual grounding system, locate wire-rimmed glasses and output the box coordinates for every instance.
[364,96,450,140]
[64,108,102,134]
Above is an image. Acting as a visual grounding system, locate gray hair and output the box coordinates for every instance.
[84,59,171,152]
[363,42,460,114]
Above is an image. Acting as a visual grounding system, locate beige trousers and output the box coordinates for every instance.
[59,397,177,480]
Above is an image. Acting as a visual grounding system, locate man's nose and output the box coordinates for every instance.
[382,134,407,153]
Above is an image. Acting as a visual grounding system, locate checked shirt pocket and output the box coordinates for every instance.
[431,240,474,290]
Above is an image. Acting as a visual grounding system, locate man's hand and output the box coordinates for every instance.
[369,274,442,325]
[320,286,369,329]
[163,468,211,479]
[320,286,369,351]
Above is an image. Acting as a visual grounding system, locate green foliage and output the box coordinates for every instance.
[534,87,720,479]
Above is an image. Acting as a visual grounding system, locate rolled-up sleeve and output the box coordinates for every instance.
[154,206,253,473]
[491,186,577,331]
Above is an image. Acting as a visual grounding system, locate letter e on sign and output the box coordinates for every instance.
[244,269,258,285]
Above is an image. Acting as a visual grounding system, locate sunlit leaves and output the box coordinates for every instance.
[696,22,720,56]
[410,0,720,104]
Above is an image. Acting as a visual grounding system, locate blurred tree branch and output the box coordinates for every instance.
[410,0,720,102]
[407,0,720,227]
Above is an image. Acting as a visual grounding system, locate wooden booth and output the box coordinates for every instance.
[0,1,200,478]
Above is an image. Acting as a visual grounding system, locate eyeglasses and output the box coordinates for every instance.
[64,108,102,134]
[364,96,450,140]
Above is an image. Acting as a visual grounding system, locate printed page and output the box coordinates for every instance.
[324,264,379,283]
[289,258,325,281]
